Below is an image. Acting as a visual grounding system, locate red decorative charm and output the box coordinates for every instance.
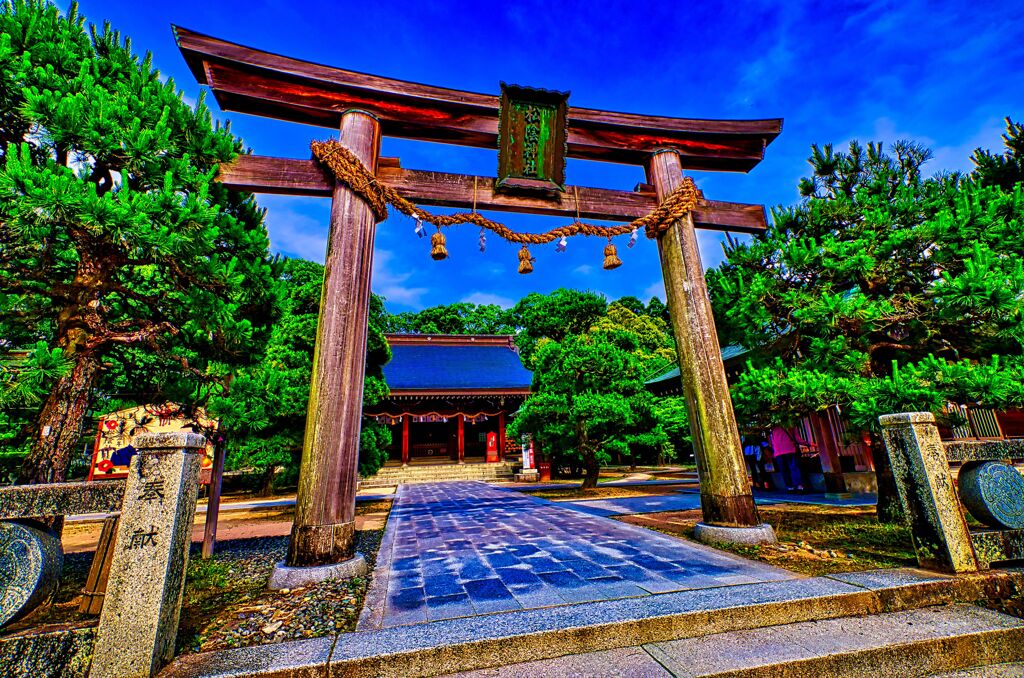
[96,459,114,473]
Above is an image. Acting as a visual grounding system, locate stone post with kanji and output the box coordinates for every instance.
[91,432,205,678]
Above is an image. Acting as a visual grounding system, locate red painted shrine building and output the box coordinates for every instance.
[365,335,532,465]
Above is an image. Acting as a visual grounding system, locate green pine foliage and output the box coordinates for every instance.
[708,134,1024,520]
[208,260,391,491]
[0,0,278,482]
[709,137,1024,433]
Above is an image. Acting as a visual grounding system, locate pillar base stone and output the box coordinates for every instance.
[694,522,777,546]
[268,553,367,591]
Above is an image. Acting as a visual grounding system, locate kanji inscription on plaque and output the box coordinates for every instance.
[496,83,569,195]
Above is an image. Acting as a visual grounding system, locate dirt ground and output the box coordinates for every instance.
[61,496,389,554]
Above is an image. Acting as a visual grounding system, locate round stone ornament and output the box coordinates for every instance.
[958,461,1024,530]
[0,521,64,628]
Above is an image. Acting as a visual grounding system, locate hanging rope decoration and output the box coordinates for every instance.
[310,139,703,272]
[518,245,535,274]
[430,228,448,260]
[603,240,622,270]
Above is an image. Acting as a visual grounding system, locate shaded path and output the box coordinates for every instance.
[359,481,793,629]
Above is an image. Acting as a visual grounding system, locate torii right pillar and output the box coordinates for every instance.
[647,149,776,545]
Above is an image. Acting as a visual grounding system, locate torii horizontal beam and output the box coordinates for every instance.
[174,26,782,171]
[220,155,767,233]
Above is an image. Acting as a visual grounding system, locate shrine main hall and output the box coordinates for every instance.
[365,334,532,466]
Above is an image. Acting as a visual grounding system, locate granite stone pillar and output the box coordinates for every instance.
[646,149,774,545]
[91,432,205,678]
[878,412,979,573]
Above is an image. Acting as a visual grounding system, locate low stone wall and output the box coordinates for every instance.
[0,480,124,519]
[0,625,95,678]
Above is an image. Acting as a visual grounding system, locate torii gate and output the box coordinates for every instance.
[175,27,782,582]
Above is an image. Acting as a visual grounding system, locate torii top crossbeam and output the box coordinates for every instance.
[174,26,781,172]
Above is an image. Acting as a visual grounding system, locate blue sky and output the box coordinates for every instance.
[77,0,1024,312]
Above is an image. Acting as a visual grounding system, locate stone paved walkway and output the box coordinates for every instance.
[359,481,794,629]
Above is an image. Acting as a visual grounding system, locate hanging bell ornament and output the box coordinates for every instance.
[431,230,448,261]
[518,245,535,274]
[603,241,622,270]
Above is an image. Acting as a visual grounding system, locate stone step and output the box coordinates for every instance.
[643,604,1024,677]
[162,569,1024,678]
[360,466,516,488]
[932,661,1024,676]
[445,606,1024,677]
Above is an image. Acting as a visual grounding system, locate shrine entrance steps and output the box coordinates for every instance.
[360,461,515,488]
[362,462,520,489]
[163,567,1024,677]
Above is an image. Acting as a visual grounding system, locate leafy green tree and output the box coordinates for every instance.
[612,295,646,316]
[590,302,676,378]
[510,288,607,364]
[209,260,391,493]
[508,333,665,489]
[385,302,514,335]
[0,1,278,483]
[708,138,1024,520]
[651,396,690,464]
[645,296,671,326]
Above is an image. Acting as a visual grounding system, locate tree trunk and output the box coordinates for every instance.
[581,452,600,490]
[257,466,277,497]
[19,350,99,485]
[869,431,904,524]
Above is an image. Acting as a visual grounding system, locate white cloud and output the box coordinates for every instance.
[261,196,329,263]
[573,264,594,275]
[372,249,429,309]
[460,292,516,308]
[643,280,666,302]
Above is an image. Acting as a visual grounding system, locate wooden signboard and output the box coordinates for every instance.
[496,83,569,195]
[88,403,217,483]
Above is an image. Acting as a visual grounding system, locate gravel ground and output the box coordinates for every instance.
[177,502,390,654]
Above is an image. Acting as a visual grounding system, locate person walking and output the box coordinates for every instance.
[742,434,769,490]
[769,424,810,492]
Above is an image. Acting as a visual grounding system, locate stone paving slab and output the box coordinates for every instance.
[359,481,793,630]
[560,492,778,517]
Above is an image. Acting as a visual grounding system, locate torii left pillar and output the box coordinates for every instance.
[270,110,381,588]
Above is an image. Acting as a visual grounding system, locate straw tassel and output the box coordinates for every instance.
[518,245,535,274]
[603,241,622,270]
[431,230,448,260]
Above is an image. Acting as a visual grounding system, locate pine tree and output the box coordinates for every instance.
[0,1,277,483]
[208,259,392,491]
[708,138,1024,520]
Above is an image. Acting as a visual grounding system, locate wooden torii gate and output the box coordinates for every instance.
[175,27,782,579]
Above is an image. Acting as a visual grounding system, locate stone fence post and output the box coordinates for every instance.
[91,432,205,678]
[878,413,979,573]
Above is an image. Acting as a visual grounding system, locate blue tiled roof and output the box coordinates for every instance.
[384,338,533,390]
[644,344,749,386]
